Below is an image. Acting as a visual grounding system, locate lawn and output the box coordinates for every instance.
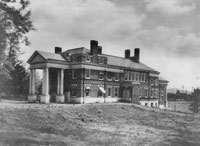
[0,101,200,146]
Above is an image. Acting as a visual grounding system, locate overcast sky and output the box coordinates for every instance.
[21,0,200,91]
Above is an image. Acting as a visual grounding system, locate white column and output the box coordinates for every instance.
[41,67,50,103]
[42,67,49,95]
[32,69,36,94]
[57,69,61,94]
[60,69,64,95]
[56,68,65,103]
[29,69,32,94]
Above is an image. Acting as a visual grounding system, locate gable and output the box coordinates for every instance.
[27,51,46,64]
[31,54,45,63]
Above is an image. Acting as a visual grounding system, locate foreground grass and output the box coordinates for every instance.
[0,103,200,146]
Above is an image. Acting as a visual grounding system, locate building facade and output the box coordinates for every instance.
[27,40,168,108]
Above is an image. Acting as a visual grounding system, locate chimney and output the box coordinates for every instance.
[134,48,140,63]
[90,40,98,55]
[55,47,62,54]
[125,49,130,59]
[98,46,102,54]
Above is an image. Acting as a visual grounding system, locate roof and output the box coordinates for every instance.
[62,47,159,73]
[103,54,159,73]
[28,48,159,73]
[37,51,66,61]
[159,76,169,82]
[62,47,90,55]
[27,50,66,64]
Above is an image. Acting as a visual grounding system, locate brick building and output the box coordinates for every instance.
[27,40,168,108]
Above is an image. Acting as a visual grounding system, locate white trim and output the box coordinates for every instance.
[150,73,159,77]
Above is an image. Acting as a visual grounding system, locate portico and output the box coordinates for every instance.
[27,50,69,103]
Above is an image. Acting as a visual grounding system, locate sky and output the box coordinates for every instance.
[20,0,200,91]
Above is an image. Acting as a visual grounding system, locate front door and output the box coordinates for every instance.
[132,86,140,103]
[122,88,131,100]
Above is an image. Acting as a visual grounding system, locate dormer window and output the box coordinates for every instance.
[86,55,91,62]
[99,57,103,64]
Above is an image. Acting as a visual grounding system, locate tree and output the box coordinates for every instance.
[176,90,181,100]
[0,0,34,95]
[193,88,200,113]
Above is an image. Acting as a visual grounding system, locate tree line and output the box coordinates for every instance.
[0,0,35,99]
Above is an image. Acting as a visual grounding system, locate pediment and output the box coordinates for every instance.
[27,51,46,64]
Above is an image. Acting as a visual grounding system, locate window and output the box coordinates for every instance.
[72,70,76,79]
[142,73,145,82]
[99,72,104,80]
[151,90,153,97]
[139,73,142,81]
[144,74,147,82]
[129,71,131,81]
[115,73,119,81]
[86,91,90,96]
[151,78,154,85]
[124,71,128,81]
[99,57,103,64]
[132,72,135,81]
[86,55,91,62]
[114,87,119,97]
[145,89,148,97]
[136,72,139,81]
[151,103,154,107]
[72,56,77,62]
[155,79,158,85]
[103,58,107,64]
[71,88,76,97]
[107,72,112,81]
[108,87,112,97]
[85,69,90,79]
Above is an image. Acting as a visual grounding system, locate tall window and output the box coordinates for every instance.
[72,70,76,79]
[141,73,144,82]
[71,88,76,97]
[151,90,153,97]
[145,89,148,97]
[114,87,119,97]
[124,71,128,81]
[85,69,90,79]
[115,73,119,81]
[132,72,135,81]
[108,87,112,97]
[136,72,139,81]
[129,71,131,81]
[99,71,104,80]
[107,72,112,81]
[155,78,158,85]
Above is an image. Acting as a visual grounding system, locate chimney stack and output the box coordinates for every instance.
[55,47,62,54]
[134,48,140,63]
[98,46,102,54]
[125,49,130,59]
[90,40,98,55]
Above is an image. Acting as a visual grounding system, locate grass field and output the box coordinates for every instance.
[0,101,200,146]
[168,101,193,114]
